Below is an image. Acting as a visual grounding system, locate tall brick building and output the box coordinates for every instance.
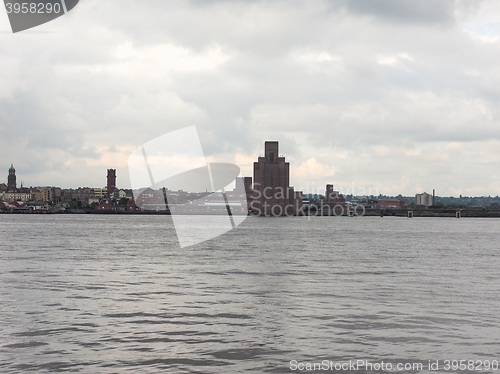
[252,141,302,216]
[107,169,116,198]
[324,184,345,203]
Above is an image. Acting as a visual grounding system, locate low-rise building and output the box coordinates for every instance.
[95,202,114,211]
[64,187,95,205]
[114,189,127,199]
[377,199,409,209]
[88,197,100,205]
[31,186,62,202]
[4,191,32,202]
[94,187,107,199]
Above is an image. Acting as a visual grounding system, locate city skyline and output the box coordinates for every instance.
[2,1,500,195]
[1,156,496,201]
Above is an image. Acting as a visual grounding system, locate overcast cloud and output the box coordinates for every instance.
[1,0,500,196]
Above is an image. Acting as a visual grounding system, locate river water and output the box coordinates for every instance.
[1,215,499,373]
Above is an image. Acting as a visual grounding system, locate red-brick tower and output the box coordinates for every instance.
[107,169,116,198]
[253,141,300,216]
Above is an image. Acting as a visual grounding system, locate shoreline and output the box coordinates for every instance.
[2,208,500,218]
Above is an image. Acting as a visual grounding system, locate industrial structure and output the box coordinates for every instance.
[415,191,434,206]
[252,141,302,216]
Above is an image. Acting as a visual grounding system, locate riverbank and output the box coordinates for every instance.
[3,207,500,217]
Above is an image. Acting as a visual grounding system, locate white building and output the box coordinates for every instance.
[93,187,107,199]
[415,192,433,206]
[4,191,32,202]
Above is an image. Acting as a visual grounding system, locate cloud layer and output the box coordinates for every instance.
[1,0,500,195]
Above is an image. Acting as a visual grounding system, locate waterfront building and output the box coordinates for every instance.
[415,192,433,206]
[377,199,409,209]
[324,185,346,203]
[95,201,114,211]
[320,184,346,215]
[113,189,128,199]
[31,186,62,203]
[32,188,51,202]
[88,197,100,205]
[252,141,302,216]
[4,191,32,202]
[64,187,95,205]
[94,187,107,199]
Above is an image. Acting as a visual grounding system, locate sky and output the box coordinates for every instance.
[1,0,500,196]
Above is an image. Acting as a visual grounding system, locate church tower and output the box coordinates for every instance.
[7,164,16,192]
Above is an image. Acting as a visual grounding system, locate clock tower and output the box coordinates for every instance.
[7,164,16,192]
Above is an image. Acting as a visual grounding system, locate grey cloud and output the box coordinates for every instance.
[1,0,500,194]
[343,0,458,25]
